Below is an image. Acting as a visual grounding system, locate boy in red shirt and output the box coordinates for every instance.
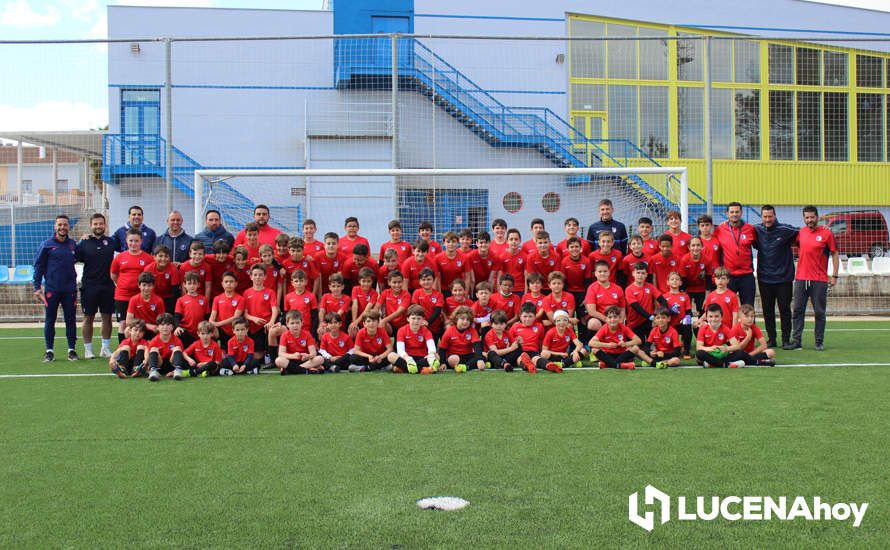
[174,272,210,349]
[274,233,290,265]
[301,218,325,257]
[539,310,584,372]
[379,219,412,264]
[393,305,440,374]
[144,245,180,313]
[500,229,527,293]
[209,271,245,350]
[445,279,474,324]
[109,318,149,378]
[472,281,495,334]
[318,273,350,337]
[522,272,546,321]
[206,240,235,299]
[243,264,279,363]
[680,236,714,315]
[489,218,508,257]
[439,305,484,372]
[146,313,186,381]
[377,270,411,334]
[625,262,668,347]
[378,249,402,292]
[257,244,285,303]
[700,267,740,328]
[663,210,692,257]
[663,271,694,357]
[126,272,165,338]
[338,216,370,257]
[271,269,316,355]
[637,217,659,258]
[621,235,650,284]
[588,231,623,284]
[350,309,396,372]
[589,305,643,370]
[418,221,442,256]
[585,260,626,334]
[282,237,320,298]
[230,246,253,294]
[340,243,379,294]
[732,304,776,366]
[275,310,325,375]
[183,320,224,377]
[319,312,355,373]
[349,266,379,337]
[316,232,346,299]
[696,214,722,282]
[411,268,445,337]
[650,235,682,293]
[489,274,520,325]
[541,271,577,328]
[525,230,561,281]
[110,228,154,342]
[179,240,212,300]
[222,317,257,375]
[509,302,546,373]
[435,231,471,293]
[696,304,746,368]
[484,309,521,371]
[559,237,592,313]
[400,239,438,292]
[557,217,591,256]
[643,308,682,369]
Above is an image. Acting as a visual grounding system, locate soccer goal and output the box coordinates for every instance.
[192,166,691,247]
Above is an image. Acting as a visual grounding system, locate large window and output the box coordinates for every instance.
[735,90,761,159]
[796,48,821,86]
[609,85,638,156]
[797,92,822,160]
[608,24,637,79]
[824,92,848,161]
[734,40,760,83]
[710,39,732,82]
[640,86,669,157]
[677,34,703,81]
[571,84,605,111]
[569,19,604,78]
[824,51,848,86]
[678,87,703,158]
[710,88,733,159]
[639,27,668,80]
[857,55,883,88]
[769,44,793,84]
[770,91,794,160]
[857,93,884,162]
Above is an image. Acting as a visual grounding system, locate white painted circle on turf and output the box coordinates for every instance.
[416,496,469,511]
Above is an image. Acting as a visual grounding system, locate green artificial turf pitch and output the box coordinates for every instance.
[1,322,888,548]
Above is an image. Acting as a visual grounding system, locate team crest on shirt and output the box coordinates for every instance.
[464,333,472,341]
[670,260,676,266]
[532,326,539,332]
[164,273,170,279]
[300,339,307,346]
[618,334,625,341]
[724,296,730,303]
[718,332,725,340]
[548,259,555,266]
[416,335,424,342]
[376,337,383,345]
[139,260,145,266]
[198,298,205,306]
[431,297,438,304]
[612,227,617,233]
[561,301,568,307]
[396,298,403,305]
[644,288,650,294]
[303,297,310,304]
[231,299,238,306]
[581,263,587,269]
[699,263,705,269]
[741,235,747,240]
[611,257,617,263]
[816,235,823,242]
[242,345,249,352]
[103,239,108,246]
[612,292,618,299]
[564,335,570,342]
[680,240,686,246]
[338,340,345,347]
[456,260,463,266]
[263,293,269,300]
[150,304,156,311]
[663,336,672,343]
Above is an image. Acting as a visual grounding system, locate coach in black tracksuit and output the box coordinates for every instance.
[77,213,119,359]
[754,205,798,348]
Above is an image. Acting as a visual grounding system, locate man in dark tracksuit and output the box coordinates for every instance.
[76,213,119,359]
[754,205,798,348]
[33,215,79,362]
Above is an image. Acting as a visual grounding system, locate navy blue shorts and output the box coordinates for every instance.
[80,283,115,315]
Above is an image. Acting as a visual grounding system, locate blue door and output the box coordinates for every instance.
[120,89,161,166]
[372,16,412,71]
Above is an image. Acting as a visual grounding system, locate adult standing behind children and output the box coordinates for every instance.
[754,205,798,348]
[786,206,839,352]
[76,213,118,359]
[155,210,193,264]
[233,204,281,247]
[114,205,156,253]
[713,202,757,306]
[586,199,628,254]
[33,215,79,362]
[194,209,235,253]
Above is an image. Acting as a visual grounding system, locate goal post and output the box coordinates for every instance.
[193,166,691,238]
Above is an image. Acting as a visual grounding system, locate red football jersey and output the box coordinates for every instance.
[111,250,154,300]
[283,290,317,327]
[625,282,661,328]
[472,300,494,322]
[282,255,320,289]
[663,231,692,257]
[484,329,513,351]
[354,328,391,356]
[439,325,480,355]
[340,258,379,286]
[148,333,183,359]
[280,329,316,354]
[185,339,223,363]
[522,240,556,256]
[525,249,562,279]
[679,252,714,293]
[648,325,681,353]
[211,292,245,336]
[396,324,434,357]
[243,286,277,332]
[232,266,252,294]
[175,293,209,334]
[226,336,255,363]
[559,254,592,293]
[584,282,626,316]
[699,236,722,267]
[489,292,520,320]
[119,337,149,351]
[400,256,438,291]
[541,292,575,316]
[320,292,351,327]
[316,253,347,294]
[714,222,757,276]
[425,240,442,256]
[302,239,325,258]
[259,262,284,292]
[411,288,446,333]
[697,323,732,347]
[465,249,501,286]
[588,249,623,283]
[796,225,836,282]
[351,286,379,316]
[434,251,470,289]
[508,321,545,352]
[377,289,411,329]
[320,331,354,357]
[127,293,165,326]
[143,261,181,299]
[663,291,691,326]
[379,240,413,264]
[179,259,211,290]
[730,322,764,353]
[649,252,682,293]
[593,323,637,354]
[205,254,235,297]
[499,249,527,292]
[445,295,474,318]
[521,293,546,314]
[556,238,591,257]
[542,326,577,353]
[338,235,371,257]
[641,238,659,258]
[702,289,739,326]
[620,253,650,282]
[488,240,509,258]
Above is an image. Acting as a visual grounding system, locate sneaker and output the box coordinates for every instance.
[173,367,183,380]
[420,367,435,374]
[503,362,514,372]
[148,368,160,381]
[328,365,340,374]
[347,364,365,373]
[112,366,127,379]
[758,358,776,367]
[454,363,467,373]
[181,368,191,378]
[640,361,651,368]
[431,358,442,372]
[406,362,418,374]
[598,361,607,369]
[782,341,802,351]
[682,353,692,360]
[83,348,95,360]
[573,361,583,368]
[99,348,113,358]
[619,362,635,370]
[67,350,79,361]
[250,368,259,375]
[392,365,406,374]
[655,361,667,369]
[729,360,745,368]
[484,361,491,369]
[279,367,287,375]
[219,368,234,376]
[544,361,563,373]
[518,352,536,373]
[131,365,144,378]
[199,370,208,378]
[42,350,55,363]
[814,343,824,352]
[766,339,778,348]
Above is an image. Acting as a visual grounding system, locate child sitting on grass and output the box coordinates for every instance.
[109,319,149,379]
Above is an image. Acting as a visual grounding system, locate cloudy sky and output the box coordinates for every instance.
[0,0,887,132]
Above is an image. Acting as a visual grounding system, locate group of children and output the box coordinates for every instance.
[107,212,776,380]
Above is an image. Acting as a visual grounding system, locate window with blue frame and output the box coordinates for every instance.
[120,89,161,166]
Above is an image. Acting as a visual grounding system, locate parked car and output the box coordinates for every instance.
[818,210,889,258]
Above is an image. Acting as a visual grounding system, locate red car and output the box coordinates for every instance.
[818,210,889,258]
